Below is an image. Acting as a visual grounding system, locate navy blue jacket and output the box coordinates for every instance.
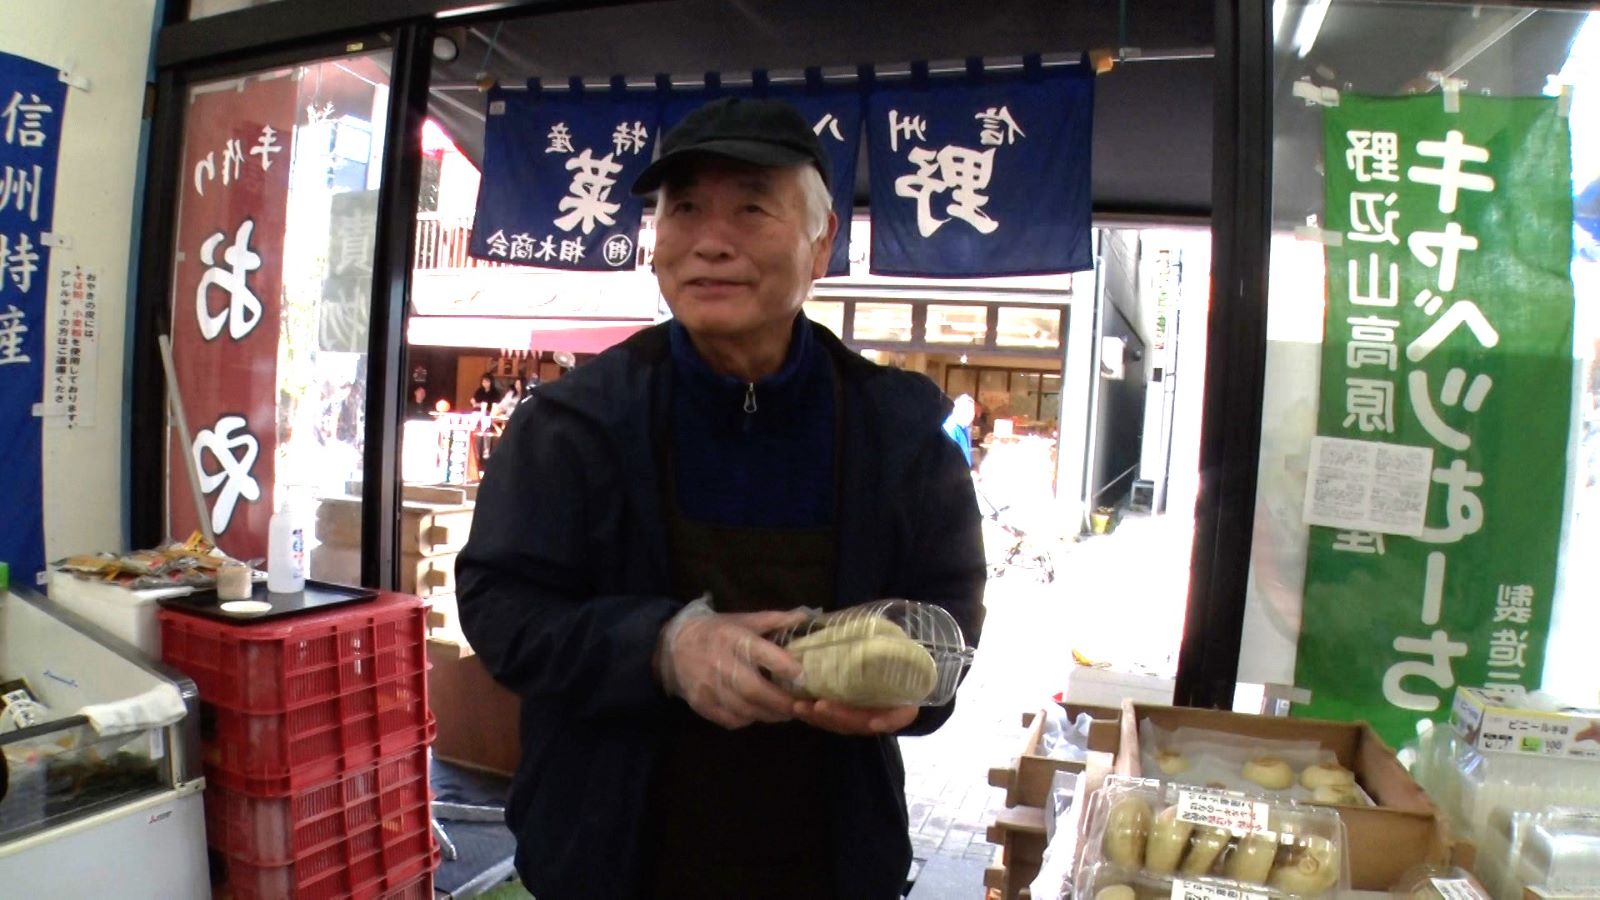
[455,321,986,899]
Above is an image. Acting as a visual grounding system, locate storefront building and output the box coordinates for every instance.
[3,0,1598,895]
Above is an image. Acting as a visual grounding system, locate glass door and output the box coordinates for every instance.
[165,48,392,578]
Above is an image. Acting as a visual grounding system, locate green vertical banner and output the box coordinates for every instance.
[1294,94,1575,747]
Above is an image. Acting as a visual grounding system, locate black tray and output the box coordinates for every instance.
[156,579,377,623]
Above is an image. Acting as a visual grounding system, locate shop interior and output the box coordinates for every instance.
[2,1,1599,898]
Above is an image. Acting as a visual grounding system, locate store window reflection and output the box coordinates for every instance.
[166,52,390,570]
[802,300,846,338]
[852,302,914,343]
[925,304,987,345]
[995,306,1061,349]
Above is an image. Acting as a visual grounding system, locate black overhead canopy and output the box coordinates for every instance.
[1271,3,1588,228]
[421,0,1217,221]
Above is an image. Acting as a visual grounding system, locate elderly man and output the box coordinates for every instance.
[456,96,985,900]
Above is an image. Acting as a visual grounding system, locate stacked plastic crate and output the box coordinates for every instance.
[159,593,437,899]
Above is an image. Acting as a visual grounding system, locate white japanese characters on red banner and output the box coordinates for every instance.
[168,74,296,560]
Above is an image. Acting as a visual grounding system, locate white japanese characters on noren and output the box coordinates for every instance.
[554,148,623,235]
[0,303,30,366]
[1,92,53,149]
[888,104,1026,239]
[0,233,40,294]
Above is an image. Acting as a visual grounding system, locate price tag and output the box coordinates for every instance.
[1170,879,1267,900]
[1176,790,1270,834]
[1428,877,1485,900]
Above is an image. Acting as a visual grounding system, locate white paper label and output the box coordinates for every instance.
[1175,790,1270,835]
[1170,879,1268,900]
[1302,436,1433,535]
[1429,877,1485,900]
[47,265,101,430]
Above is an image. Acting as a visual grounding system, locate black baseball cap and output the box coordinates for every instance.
[630,96,832,195]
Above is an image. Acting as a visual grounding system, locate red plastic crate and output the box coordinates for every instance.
[219,826,437,900]
[383,872,433,900]
[203,697,436,797]
[205,744,430,866]
[160,593,427,713]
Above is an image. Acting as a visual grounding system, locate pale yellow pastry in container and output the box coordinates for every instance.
[1241,755,1295,790]
[1299,761,1356,791]
[1226,831,1281,885]
[1144,806,1194,875]
[1268,835,1341,895]
[1181,826,1232,877]
[1155,750,1190,776]
[1309,784,1359,805]
[786,617,938,707]
[1101,796,1153,869]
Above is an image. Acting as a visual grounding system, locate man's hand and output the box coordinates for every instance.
[658,607,809,730]
[792,698,919,736]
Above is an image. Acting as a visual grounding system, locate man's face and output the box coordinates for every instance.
[653,160,835,345]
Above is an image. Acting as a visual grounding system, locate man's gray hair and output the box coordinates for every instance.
[796,164,833,242]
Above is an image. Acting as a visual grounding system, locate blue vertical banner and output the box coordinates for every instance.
[0,53,66,584]
[472,84,660,271]
[661,79,863,277]
[866,62,1094,277]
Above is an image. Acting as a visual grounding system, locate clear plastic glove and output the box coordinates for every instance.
[791,698,919,736]
[656,596,810,730]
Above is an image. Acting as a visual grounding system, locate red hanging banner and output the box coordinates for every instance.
[168,74,296,561]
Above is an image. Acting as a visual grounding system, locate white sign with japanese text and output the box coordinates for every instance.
[1169,879,1267,900]
[1303,435,1433,535]
[1174,790,1270,836]
[47,264,97,428]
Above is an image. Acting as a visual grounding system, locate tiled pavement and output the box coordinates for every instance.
[900,512,1194,897]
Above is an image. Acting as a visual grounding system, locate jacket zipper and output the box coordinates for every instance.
[743,383,757,414]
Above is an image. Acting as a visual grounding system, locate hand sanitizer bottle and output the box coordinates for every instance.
[267,499,306,593]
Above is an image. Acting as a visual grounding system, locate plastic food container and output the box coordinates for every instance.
[1074,776,1351,900]
[1412,723,1600,847]
[769,599,973,707]
[1519,808,1600,896]
[1390,864,1491,899]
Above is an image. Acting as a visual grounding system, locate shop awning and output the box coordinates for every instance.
[406,316,651,353]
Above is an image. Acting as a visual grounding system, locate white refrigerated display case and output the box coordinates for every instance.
[0,587,208,899]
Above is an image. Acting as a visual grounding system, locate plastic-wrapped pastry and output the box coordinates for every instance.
[1144,806,1194,874]
[1241,756,1295,790]
[1101,796,1153,869]
[1268,834,1341,895]
[1181,826,1232,877]
[1094,886,1136,900]
[1225,831,1281,884]
[785,617,938,707]
[771,599,972,707]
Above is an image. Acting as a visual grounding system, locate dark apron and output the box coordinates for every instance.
[639,428,840,899]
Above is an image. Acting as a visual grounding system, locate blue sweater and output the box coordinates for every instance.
[667,315,835,528]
